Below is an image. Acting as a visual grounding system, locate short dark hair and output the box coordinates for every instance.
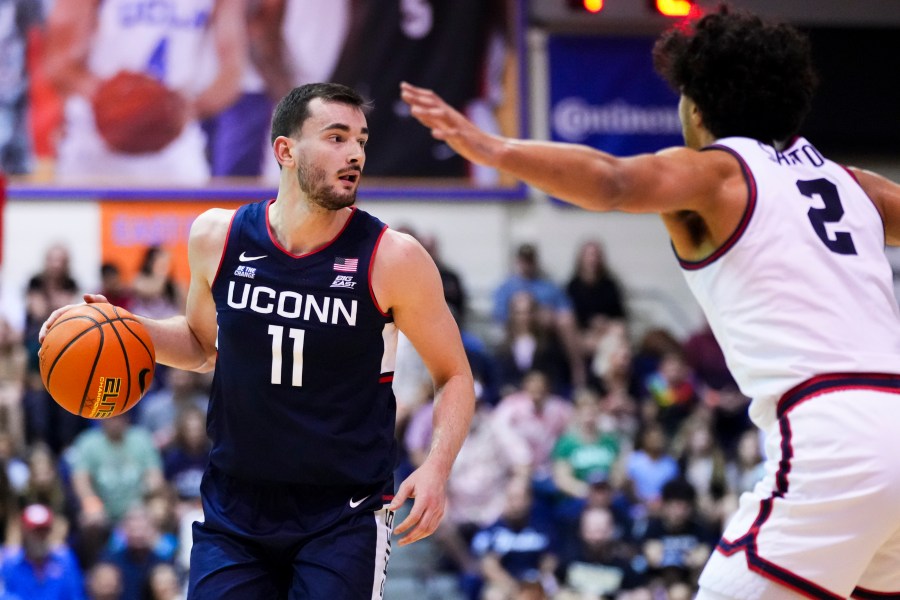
[652,5,817,144]
[270,82,369,144]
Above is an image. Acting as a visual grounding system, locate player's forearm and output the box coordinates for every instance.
[493,138,626,211]
[137,315,216,373]
[424,374,475,477]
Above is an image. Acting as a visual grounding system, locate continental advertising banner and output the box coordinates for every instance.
[548,36,682,155]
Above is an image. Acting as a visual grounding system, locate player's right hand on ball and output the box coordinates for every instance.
[39,294,109,344]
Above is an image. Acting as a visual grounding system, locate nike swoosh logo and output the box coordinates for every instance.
[239,252,267,262]
[349,495,370,509]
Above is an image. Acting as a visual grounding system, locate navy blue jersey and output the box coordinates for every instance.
[208,200,398,485]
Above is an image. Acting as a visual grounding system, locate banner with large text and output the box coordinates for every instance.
[100,201,245,288]
[548,36,682,155]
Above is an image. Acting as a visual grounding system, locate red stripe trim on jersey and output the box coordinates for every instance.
[379,373,394,384]
[677,144,757,271]
[211,209,239,287]
[840,164,861,185]
[840,163,887,246]
[265,201,358,259]
[715,412,845,599]
[369,225,391,317]
[777,372,900,418]
[852,588,900,599]
[382,494,395,502]
[715,373,900,598]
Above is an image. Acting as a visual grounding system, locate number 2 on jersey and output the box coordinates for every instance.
[795,178,857,255]
[268,325,304,386]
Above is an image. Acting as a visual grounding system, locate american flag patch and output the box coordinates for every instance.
[333,257,359,272]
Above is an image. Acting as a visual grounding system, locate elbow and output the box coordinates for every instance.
[189,348,217,374]
[193,355,217,374]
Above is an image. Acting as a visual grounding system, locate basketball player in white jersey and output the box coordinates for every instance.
[403,6,900,600]
[43,0,245,184]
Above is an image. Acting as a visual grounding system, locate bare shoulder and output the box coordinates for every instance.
[188,209,235,274]
[371,228,440,310]
[374,228,435,280]
[849,166,900,199]
[190,208,234,242]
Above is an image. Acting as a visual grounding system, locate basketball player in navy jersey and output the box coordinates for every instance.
[41,82,476,598]
[403,7,900,600]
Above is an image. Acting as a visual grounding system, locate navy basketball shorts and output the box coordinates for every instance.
[188,465,395,600]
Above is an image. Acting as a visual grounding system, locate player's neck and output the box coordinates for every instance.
[267,198,352,256]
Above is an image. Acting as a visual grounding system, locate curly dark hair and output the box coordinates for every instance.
[652,5,817,145]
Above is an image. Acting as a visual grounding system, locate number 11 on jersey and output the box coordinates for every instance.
[268,325,305,386]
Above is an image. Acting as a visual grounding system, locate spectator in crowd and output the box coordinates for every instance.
[632,479,716,592]
[672,414,729,528]
[552,388,622,498]
[130,246,184,321]
[68,415,164,567]
[0,316,26,452]
[723,429,766,502]
[145,562,183,600]
[493,243,584,389]
[85,561,124,600]
[681,321,734,392]
[431,396,530,596]
[161,407,209,514]
[494,291,571,397]
[565,239,627,331]
[0,445,14,546]
[493,370,573,484]
[0,0,43,175]
[138,369,208,450]
[704,383,752,460]
[0,430,28,498]
[98,263,133,312]
[17,442,74,542]
[0,503,86,600]
[43,0,245,184]
[628,328,682,400]
[590,323,633,395]
[100,504,176,600]
[624,423,679,512]
[551,388,623,561]
[471,477,558,600]
[22,243,83,454]
[641,350,698,436]
[557,506,646,600]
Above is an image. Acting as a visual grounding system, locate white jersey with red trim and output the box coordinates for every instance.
[678,136,900,427]
[55,0,216,184]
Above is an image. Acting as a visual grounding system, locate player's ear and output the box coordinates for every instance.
[273,136,296,168]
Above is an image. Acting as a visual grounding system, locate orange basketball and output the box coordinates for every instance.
[39,303,156,419]
[92,70,186,154]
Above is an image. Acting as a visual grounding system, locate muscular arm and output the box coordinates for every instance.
[400,82,736,216]
[38,211,229,374]
[375,230,476,545]
[192,0,246,119]
[43,0,102,99]
[850,166,900,246]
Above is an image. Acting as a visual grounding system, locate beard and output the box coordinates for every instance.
[297,160,358,211]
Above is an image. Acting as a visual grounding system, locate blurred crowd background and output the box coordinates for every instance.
[1,233,764,600]
[1,0,900,599]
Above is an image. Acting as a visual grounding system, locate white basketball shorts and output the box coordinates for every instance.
[699,374,900,599]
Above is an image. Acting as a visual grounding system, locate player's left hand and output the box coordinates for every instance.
[388,462,447,546]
